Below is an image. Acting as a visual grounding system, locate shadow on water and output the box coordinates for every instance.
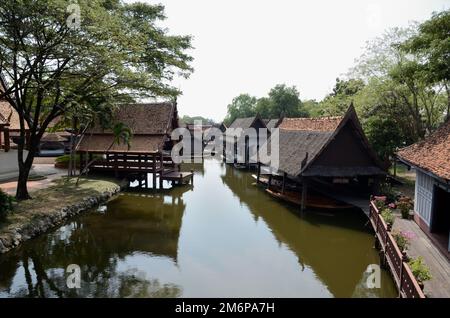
[0,159,396,298]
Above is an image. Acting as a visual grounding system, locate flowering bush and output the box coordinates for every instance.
[392,230,415,251]
[397,197,413,219]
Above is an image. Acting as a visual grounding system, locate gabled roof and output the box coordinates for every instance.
[78,102,178,153]
[259,104,385,177]
[264,118,282,130]
[228,114,266,130]
[90,103,177,135]
[397,119,450,181]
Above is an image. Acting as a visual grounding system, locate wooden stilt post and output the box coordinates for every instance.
[152,154,157,189]
[191,169,194,185]
[80,152,85,175]
[282,172,286,194]
[301,177,308,213]
[4,128,10,152]
[268,174,272,189]
[114,153,118,178]
[257,162,261,184]
[159,152,164,189]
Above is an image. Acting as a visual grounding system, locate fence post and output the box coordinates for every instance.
[398,253,407,298]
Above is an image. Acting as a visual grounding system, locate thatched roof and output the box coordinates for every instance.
[259,105,385,178]
[41,132,67,142]
[397,119,450,181]
[78,102,178,154]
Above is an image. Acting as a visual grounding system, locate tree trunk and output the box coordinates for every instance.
[16,157,34,200]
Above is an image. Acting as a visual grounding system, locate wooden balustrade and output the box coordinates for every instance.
[369,200,425,298]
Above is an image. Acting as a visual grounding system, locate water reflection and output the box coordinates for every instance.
[220,165,396,297]
[0,159,396,298]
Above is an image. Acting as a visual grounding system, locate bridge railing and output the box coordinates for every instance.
[369,200,425,298]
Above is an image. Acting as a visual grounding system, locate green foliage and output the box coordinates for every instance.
[224,84,307,125]
[381,209,395,227]
[0,0,193,199]
[408,257,432,282]
[223,94,257,126]
[0,189,14,219]
[364,115,406,161]
[181,115,215,125]
[397,199,413,219]
[378,183,398,203]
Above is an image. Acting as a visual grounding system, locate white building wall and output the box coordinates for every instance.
[414,170,434,225]
[0,150,23,182]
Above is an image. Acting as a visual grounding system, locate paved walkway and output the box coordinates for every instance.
[393,217,450,298]
[0,163,67,195]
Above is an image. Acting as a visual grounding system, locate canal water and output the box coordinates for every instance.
[0,159,397,298]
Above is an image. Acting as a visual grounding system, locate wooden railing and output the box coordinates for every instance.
[369,200,425,298]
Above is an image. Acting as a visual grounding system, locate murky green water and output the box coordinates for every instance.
[0,159,396,298]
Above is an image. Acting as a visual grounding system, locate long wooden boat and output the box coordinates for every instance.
[265,188,353,210]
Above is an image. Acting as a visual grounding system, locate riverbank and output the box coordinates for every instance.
[0,177,125,254]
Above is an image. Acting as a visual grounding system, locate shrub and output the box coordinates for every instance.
[392,230,415,251]
[408,257,432,283]
[378,182,398,203]
[373,196,387,211]
[0,189,14,219]
[381,208,395,227]
[397,196,413,219]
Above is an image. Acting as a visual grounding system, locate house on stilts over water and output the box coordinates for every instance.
[223,115,267,168]
[397,119,450,255]
[257,104,387,212]
[77,102,193,189]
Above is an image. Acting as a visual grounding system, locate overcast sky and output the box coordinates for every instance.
[140,0,449,122]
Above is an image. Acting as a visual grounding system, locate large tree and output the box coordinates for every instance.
[0,0,192,199]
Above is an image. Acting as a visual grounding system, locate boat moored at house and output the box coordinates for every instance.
[257,104,387,212]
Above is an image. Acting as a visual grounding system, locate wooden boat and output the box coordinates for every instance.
[265,188,353,210]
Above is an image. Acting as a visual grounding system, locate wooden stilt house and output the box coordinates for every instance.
[78,102,193,188]
[258,105,386,211]
[224,115,267,166]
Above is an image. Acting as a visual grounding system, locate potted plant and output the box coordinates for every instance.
[408,256,432,289]
[392,230,415,253]
[381,208,395,229]
[397,197,413,219]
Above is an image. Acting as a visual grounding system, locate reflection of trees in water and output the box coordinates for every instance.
[0,191,186,298]
[220,164,396,298]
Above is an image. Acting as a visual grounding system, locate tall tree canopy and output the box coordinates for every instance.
[0,0,193,199]
[224,84,307,125]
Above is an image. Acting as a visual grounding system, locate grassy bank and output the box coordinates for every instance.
[0,177,124,253]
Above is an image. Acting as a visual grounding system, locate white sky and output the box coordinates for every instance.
[139,0,449,122]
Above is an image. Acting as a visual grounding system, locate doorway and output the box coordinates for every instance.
[431,185,450,251]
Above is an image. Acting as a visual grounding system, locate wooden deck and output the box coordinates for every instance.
[392,217,450,298]
[161,171,194,186]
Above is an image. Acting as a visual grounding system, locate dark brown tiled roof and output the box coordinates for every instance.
[78,135,166,153]
[260,129,332,176]
[264,119,281,130]
[79,102,177,153]
[90,103,177,135]
[278,116,342,132]
[397,119,450,181]
[229,116,265,130]
[259,105,385,177]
